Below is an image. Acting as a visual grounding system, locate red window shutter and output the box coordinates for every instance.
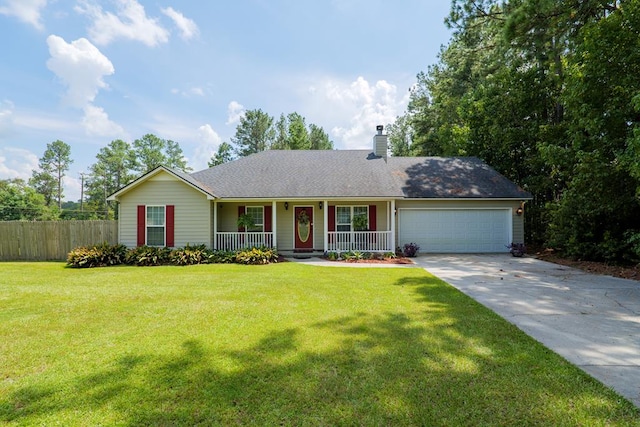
[264,205,272,232]
[137,205,145,247]
[328,205,336,244]
[368,205,377,231]
[166,205,175,247]
[238,206,246,231]
[328,206,336,231]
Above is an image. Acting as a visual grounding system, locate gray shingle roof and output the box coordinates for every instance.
[190,150,402,199]
[189,150,532,200]
[388,156,532,199]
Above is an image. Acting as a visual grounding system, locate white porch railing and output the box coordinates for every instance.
[216,232,274,251]
[327,231,392,253]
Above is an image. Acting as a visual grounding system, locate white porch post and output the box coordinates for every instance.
[213,200,218,250]
[323,200,328,253]
[390,199,396,252]
[272,200,277,249]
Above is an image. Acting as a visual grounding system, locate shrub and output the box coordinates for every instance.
[383,251,397,259]
[125,245,171,266]
[325,251,339,261]
[235,247,279,265]
[402,242,420,257]
[209,250,237,264]
[341,251,364,261]
[67,246,99,268]
[368,252,382,260]
[625,231,640,263]
[67,243,127,268]
[170,244,212,266]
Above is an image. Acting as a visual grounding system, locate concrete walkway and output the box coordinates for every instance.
[415,254,640,408]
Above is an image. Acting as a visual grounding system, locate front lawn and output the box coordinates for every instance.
[0,262,637,425]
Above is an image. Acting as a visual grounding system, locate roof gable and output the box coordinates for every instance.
[107,165,216,201]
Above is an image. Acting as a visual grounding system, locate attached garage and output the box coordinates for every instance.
[398,208,512,253]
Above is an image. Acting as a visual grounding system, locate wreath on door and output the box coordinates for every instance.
[297,209,310,225]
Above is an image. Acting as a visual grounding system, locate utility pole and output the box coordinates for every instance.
[79,172,86,212]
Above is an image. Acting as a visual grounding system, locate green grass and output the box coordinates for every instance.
[0,262,638,426]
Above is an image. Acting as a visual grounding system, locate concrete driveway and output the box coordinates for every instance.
[415,254,640,408]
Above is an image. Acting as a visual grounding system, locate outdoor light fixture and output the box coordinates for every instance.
[284,202,289,210]
[319,201,323,209]
[516,206,524,216]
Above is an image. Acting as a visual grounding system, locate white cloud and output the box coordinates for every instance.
[0,0,47,30]
[0,147,38,179]
[82,105,125,137]
[161,6,199,41]
[46,35,115,108]
[192,124,222,171]
[226,101,245,125]
[304,76,409,149]
[171,86,205,98]
[75,0,169,47]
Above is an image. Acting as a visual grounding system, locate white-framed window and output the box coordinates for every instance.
[336,206,368,231]
[245,206,264,232]
[146,205,165,246]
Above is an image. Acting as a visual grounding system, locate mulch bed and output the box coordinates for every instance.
[336,257,415,264]
[534,249,640,282]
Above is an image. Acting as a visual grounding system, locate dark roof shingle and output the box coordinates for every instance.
[388,157,532,199]
[190,150,402,199]
[187,151,532,200]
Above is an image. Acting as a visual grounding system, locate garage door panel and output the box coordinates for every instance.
[398,209,510,253]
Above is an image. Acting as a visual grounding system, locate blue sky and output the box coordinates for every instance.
[0,0,452,201]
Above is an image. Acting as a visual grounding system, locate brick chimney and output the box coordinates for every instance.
[373,125,388,161]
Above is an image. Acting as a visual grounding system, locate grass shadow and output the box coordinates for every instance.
[2,272,638,425]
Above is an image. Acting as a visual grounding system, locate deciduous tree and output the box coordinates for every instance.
[0,179,55,220]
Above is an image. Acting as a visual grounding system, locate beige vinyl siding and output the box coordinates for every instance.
[395,199,524,249]
[118,173,211,248]
[275,204,293,250]
[512,206,525,243]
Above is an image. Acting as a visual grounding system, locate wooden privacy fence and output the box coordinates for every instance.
[0,220,118,261]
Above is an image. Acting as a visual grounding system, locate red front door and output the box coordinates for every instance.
[294,206,314,251]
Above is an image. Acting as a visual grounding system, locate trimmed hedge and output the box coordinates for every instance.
[66,243,279,268]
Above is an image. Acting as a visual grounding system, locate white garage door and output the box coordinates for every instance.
[398,209,511,253]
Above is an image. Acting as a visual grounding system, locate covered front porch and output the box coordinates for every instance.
[212,200,397,253]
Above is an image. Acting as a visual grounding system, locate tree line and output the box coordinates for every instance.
[1,110,332,221]
[209,109,333,166]
[387,0,640,263]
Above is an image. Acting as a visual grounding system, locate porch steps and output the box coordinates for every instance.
[279,250,325,259]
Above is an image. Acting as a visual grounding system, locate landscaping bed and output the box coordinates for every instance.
[535,249,640,282]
